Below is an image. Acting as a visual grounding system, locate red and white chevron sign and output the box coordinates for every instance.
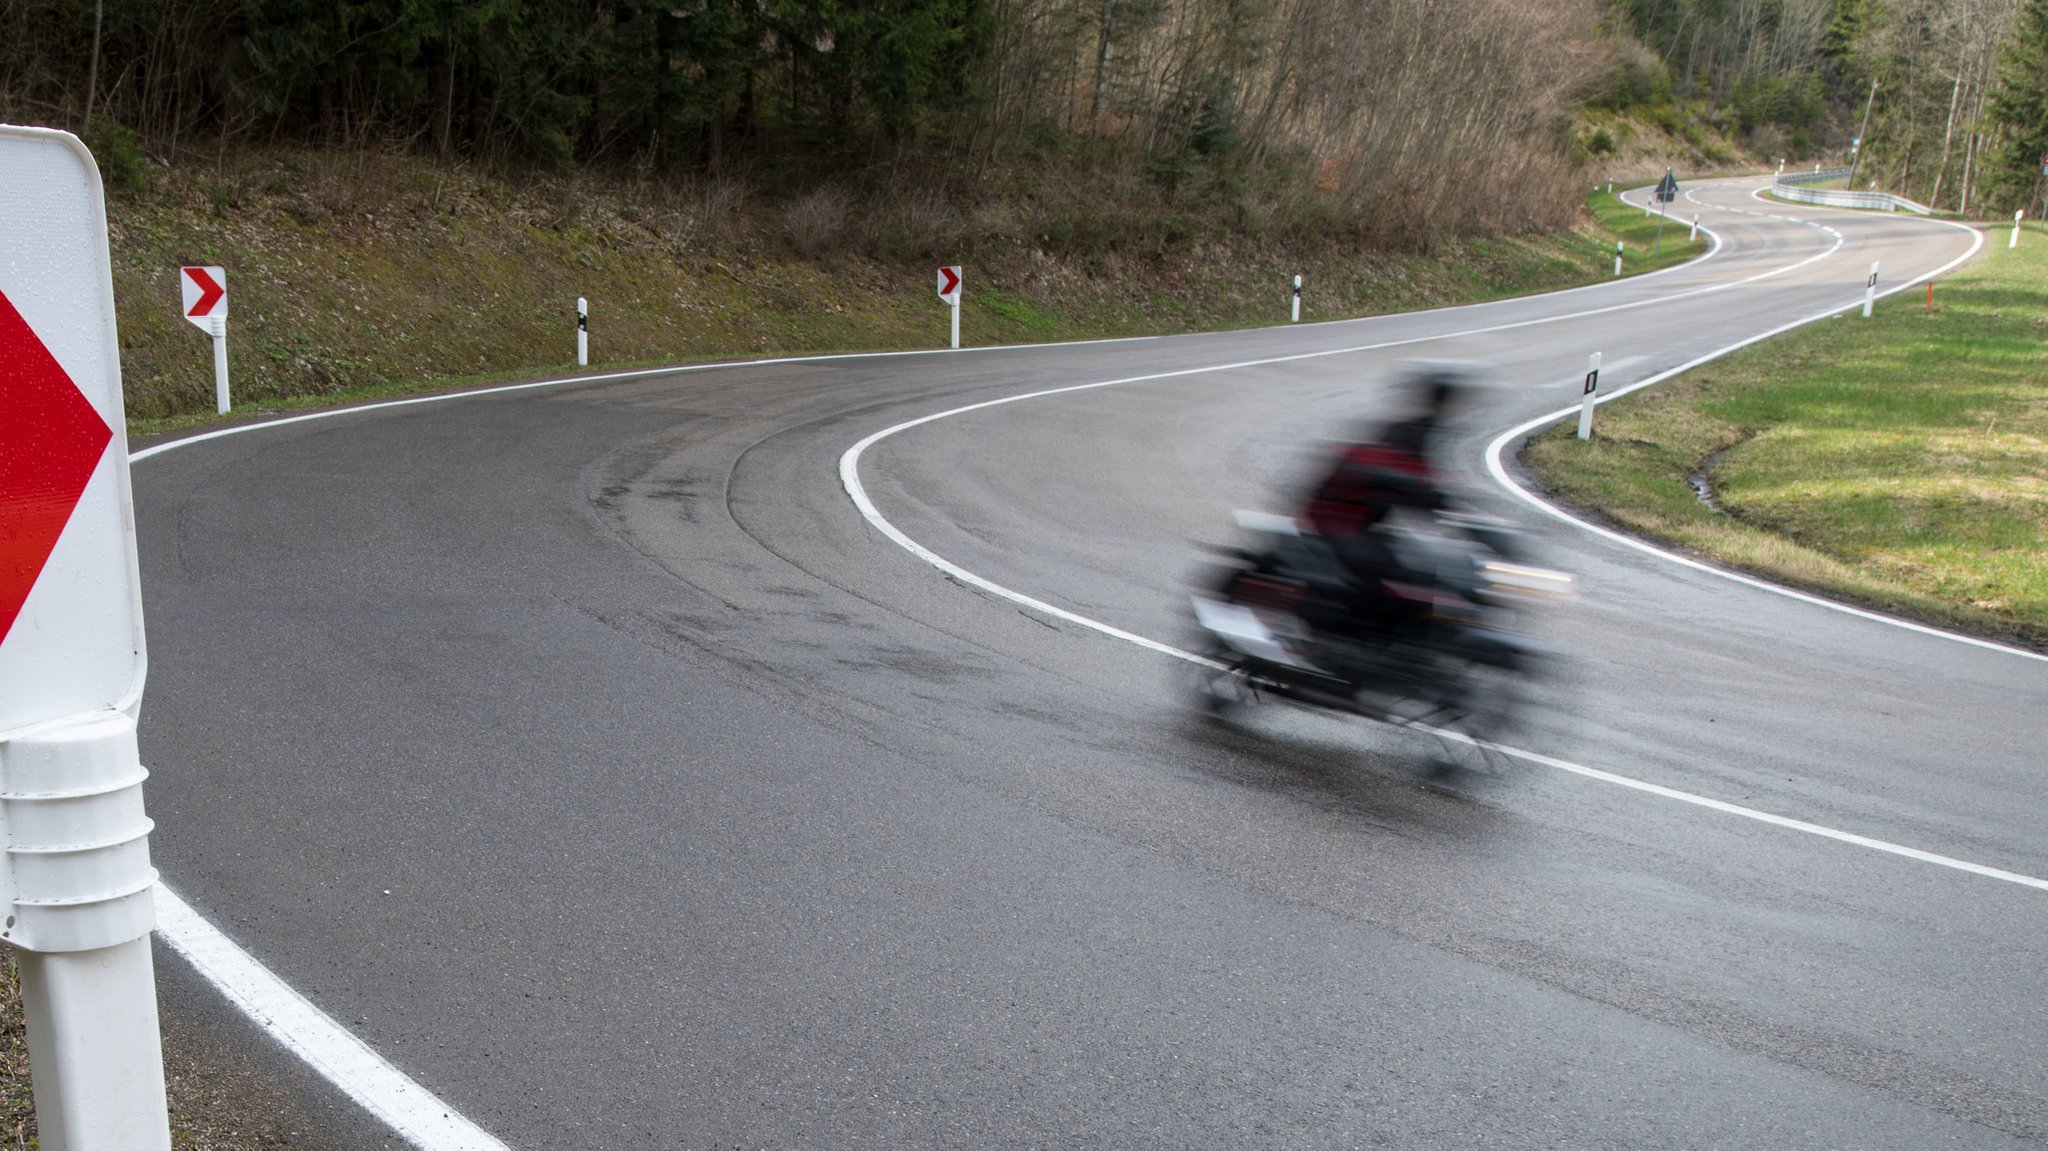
[181,265,226,329]
[0,127,147,736]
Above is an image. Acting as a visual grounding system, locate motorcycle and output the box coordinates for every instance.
[1189,508,1572,758]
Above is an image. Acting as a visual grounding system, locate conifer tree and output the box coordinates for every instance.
[1986,0,2048,212]
[1819,0,1866,88]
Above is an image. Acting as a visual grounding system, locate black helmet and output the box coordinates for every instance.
[1402,361,1484,418]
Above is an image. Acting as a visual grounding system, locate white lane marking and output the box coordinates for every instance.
[1427,732,2048,892]
[130,349,1164,463]
[838,219,2048,894]
[153,884,511,1149]
[1550,354,1648,389]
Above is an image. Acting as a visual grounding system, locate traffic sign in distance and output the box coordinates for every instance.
[1656,170,1679,203]
[181,265,225,330]
[937,265,961,302]
[0,126,147,736]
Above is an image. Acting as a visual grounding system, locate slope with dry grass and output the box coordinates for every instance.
[115,146,1701,429]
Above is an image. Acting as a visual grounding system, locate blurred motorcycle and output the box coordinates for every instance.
[1189,508,1572,758]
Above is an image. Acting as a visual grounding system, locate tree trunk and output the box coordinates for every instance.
[1931,70,1962,207]
[1088,0,1115,127]
[83,0,103,128]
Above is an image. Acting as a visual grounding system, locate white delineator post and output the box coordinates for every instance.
[1863,261,1879,318]
[1690,214,1699,241]
[1613,242,1623,277]
[1291,274,1302,323]
[576,297,588,366]
[2013,211,2024,250]
[1577,352,1602,441]
[937,265,962,349]
[208,315,229,414]
[4,714,167,1151]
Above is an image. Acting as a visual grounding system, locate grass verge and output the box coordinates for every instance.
[1521,223,2048,648]
[1584,187,1710,275]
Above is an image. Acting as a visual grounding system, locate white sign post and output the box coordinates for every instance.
[1291,274,1302,323]
[1577,352,1602,441]
[577,296,588,366]
[0,125,168,1151]
[1863,261,1879,318]
[936,265,962,349]
[2013,211,2024,250]
[179,265,228,414]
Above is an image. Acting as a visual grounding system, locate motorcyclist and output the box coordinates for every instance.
[1299,364,1472,639]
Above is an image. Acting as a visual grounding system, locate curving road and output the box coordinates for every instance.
[131,176,2046,1148]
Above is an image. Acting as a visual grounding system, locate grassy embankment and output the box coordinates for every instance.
[1584,186,1710,269]
[1523,223,2048,648]
[112,151,1705,434]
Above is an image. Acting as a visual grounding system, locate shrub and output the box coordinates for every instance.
[779,188,852,258]
[80,121,150,196]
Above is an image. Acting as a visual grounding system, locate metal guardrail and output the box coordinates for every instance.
[1777,166,1853,187]
[1771,167,1934,215]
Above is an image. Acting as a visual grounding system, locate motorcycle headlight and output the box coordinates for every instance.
[1479,562,1576,604]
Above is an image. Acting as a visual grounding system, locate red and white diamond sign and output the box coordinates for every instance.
[0,125,146,737]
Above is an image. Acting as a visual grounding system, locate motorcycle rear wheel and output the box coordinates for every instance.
[1191,649,1263,716]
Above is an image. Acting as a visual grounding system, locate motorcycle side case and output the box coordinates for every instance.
[1191,597,1323,673]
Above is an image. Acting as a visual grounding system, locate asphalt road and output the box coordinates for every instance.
[132,176,2046,1148]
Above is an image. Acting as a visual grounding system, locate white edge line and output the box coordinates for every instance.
[152,883,511,1149]
[1480,218,2045,665]
[839,214,2048,895]
[1427,730,2048,891]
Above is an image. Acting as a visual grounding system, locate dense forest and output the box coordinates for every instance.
[3,0,2046,235]
[0,0,1599,245]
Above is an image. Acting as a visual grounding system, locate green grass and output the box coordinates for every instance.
[1585,187,1710,275]
[1522,228,2048,647]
